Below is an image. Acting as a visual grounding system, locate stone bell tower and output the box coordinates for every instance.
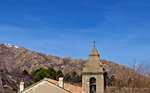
[82,45,104,93]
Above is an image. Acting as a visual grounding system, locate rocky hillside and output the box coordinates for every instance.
[0,44,134,79]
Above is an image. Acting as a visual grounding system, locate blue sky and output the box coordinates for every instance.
[0,0,150,66]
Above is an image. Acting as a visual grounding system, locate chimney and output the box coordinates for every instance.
[59,77,64,88]
[20,82,24,92]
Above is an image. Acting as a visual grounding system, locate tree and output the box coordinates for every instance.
[76,75,82,82]
[109,75,117,86]
[56,70,64,80]
[127,78,132,86]
[72,71,77,77]
[33,68,49,82]
[110,75,116,82]
[64,73,71,82]
[47,67,57,80]
[22,69,29,76]
[32,67,58,82]
[71,71,78,82]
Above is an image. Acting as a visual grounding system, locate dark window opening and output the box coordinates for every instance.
[90,77,96,93]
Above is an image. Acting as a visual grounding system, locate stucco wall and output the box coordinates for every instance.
[22,81,70,93]
[82,74,104,93]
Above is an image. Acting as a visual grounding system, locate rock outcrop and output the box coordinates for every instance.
[0,44,134,79]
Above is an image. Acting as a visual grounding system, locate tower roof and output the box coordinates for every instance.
[82,44,103,73]
[89,45,99,57]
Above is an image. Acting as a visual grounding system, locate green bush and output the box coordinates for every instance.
[47,67,57,80]
[64,73,71,82]
[22,69,29,76]
[33,68,49,82]
[32,67,58,82]
[56,70,64,80]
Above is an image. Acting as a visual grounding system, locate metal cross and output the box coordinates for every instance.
[93,40,96,47]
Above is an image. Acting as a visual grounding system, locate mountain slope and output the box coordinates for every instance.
[0,44,133,79]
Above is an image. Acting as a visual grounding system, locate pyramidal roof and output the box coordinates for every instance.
[82,44,103,71]
[89,45,99,57]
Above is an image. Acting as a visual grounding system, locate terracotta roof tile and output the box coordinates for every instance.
[46,78,82,93]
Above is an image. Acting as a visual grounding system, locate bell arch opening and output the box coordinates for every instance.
[90,77,96,93]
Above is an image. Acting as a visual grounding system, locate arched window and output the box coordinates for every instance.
[90,77,96,93]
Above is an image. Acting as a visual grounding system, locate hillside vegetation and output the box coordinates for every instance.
[0,44,133,79]
[1,44,150,93]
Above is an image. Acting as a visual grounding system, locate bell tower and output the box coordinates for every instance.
[82,45,104,93]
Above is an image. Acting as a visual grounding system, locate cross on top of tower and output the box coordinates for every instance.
[93,40,96,47]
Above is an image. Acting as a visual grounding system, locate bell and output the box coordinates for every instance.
[91,85,95,91]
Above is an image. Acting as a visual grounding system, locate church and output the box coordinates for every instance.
[19,44,106,93]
